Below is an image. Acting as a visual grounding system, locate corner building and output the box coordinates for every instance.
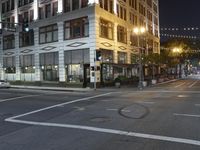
[0,0,160,87]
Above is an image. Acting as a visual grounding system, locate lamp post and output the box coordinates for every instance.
[133,27,146,89]
[173,47,182,78]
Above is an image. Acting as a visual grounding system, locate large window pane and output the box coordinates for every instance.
[64,17,89,39]
[39,24,58,44]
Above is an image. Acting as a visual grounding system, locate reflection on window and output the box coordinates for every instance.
[39,24,58,44]
[19,30,34,47]
[99,18,113,40]
[3,56,16,73]
[64,49,90,83]
[66,64,83,83]
[64,17,89,39]
[3,34,15,50]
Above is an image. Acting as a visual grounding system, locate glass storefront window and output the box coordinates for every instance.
[66,64,83,83]
[40,52,59,81]
[64,49,90,83]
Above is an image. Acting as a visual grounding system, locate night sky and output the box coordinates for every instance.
[159,0,200,41]
[159,0,200,27]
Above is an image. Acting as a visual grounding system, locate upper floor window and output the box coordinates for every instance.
[64,17,89,40]
[99,18,114,40]
[18,9,34,23]
[153,3,158,13]
[45,4,51,18]
[39,2,59,19]
[19,29,34,47]
[52,2,58,16]
[147,0,152,8]
[116,4,127,20]
[129,12,137,25]
[99,0,114,13]
[139,3,146,16]
[3,34,15,50]
[18,0,33,7]
[63,0,88,13]
[1,0,14,14]
[39,24,58,44]
[117,25,127,44]
[129,0,137,10]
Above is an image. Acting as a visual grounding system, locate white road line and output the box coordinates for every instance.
[107,108,118,111]
[0,95,37,103]
[174,113,200,118]
[195,104,200,107]
[6,92,113,120]
[138,90,200,93]
[5,118,200,147]
[175,82,186,88]
[137,101,155,104]
[106,108,131,112]
[188,80,199,88]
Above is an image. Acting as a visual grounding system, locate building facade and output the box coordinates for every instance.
[0,0,160,87]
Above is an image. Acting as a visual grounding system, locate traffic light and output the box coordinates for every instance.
[96,51,102,61]
[22,22,29,32]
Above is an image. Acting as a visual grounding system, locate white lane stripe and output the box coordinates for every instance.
[106,109,131,112]
[0,95,37,103]
[188,80,198,88]
[5,118,200,147]
[174,113,200,118]
[137,101,155,104]
[175,82,186,88]
[6,92,113,120]
[107,109,118,111]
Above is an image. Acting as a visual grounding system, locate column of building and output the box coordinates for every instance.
[58,22,65,83]
[15,32,20,81]
[88,14,96,84]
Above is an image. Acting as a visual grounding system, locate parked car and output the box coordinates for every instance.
[0,80,10,88]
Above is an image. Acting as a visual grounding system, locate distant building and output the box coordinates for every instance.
[0,0,160,87]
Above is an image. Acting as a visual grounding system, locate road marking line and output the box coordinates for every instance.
[188,80,198,88]
[137,101,155,104]
[107,108,118,111]
[174,113,200,118]
[195,104,200,107]
[175,82,186,88]
[106,109,131,113]
[0,95,37,103]
[6,92,113,120]
[5,118,200,147]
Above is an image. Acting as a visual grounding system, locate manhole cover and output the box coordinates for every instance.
[119,104,149,119]
[90,117,111,123]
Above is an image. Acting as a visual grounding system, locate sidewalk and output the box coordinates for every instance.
[10,79,178,92]
[11,85,93,92]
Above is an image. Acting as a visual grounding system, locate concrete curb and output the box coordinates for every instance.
[152,79,178,86]
[10,85,92,92]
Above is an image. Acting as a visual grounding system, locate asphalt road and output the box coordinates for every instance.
[0,79,200,150]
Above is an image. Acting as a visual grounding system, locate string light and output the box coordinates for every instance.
[160,34,198,39]
[161,27,200,31]
[161,47,200,53]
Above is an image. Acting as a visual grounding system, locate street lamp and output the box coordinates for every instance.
[133,27,147,89]
[172,47,182,78]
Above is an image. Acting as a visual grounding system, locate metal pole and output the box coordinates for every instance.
[138,35,143,90]
[94,57,96,91]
